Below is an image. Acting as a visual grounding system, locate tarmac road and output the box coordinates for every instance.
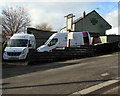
[2,52,119,94]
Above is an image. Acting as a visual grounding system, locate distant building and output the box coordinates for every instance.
[60,10,112,36]
[27,28,57,47]
[106,27,119,35]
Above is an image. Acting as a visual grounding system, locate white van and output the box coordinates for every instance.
[3,33,36,60]
[37,32,91,52]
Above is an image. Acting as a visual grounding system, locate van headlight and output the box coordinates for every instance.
[22,49,26,54]
[37,48,40,51]
[4,51,7,55]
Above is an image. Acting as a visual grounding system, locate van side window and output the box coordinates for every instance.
[48,38,58,46]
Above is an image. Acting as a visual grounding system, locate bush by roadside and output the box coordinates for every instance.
[2,40,7,52]
[2,40,7,60]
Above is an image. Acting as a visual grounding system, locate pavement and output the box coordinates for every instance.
[103,86,119,94]
[72,78,120,95]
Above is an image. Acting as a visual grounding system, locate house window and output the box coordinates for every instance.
[90,18,98,25]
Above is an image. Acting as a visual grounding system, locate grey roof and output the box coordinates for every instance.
[61,10,112,30]
[73,10,112,28]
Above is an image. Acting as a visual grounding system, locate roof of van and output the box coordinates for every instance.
[49,33,67,39]
[10,33,34,39]
[52,32,89,35]
[49,32,88,39]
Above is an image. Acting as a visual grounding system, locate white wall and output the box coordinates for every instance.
[60,24,75,33]
[106,27,119,35]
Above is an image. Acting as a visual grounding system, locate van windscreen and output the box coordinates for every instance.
[48,38,58,46]
[7,39,28,47]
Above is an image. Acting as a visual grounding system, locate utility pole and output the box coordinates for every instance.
[64,13,75,47]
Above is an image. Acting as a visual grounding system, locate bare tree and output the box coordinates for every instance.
[2,6,30,35]
[36,23,53,31]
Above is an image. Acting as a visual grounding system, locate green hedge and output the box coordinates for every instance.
[2,40,7,52]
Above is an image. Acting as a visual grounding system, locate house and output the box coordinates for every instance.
[60,10,112,36]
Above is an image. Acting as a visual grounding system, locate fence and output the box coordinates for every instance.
[28,42,120,65]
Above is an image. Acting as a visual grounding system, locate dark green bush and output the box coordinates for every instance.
[2,40,7,52]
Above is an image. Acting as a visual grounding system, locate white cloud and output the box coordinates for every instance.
[105,9,118,28]
[1,1,119,32]
[27,5,65,31]
[26,2,94,31]
[105,9,119,35]
[0,0,119,3]
[1,2,93,31]
[106,27,119,35]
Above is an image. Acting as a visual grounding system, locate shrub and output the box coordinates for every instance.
[2,40,7,52]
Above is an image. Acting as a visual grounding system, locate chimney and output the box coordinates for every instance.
[83,11,86,18]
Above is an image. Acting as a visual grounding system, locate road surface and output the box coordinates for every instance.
[2,52,119,94]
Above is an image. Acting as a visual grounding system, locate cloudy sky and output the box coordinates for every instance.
[0,0,119,34]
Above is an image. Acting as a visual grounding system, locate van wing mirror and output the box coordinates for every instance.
[47,43,50,46]
[29,44,32,47]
